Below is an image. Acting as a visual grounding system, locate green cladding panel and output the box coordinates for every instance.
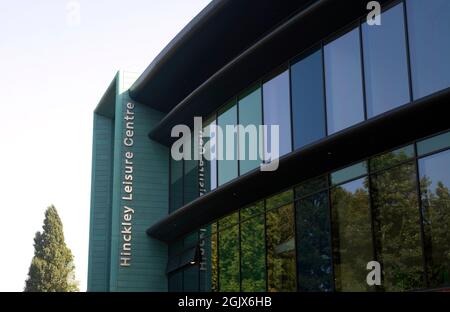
[88,71,169,292]
[88,113,114,291]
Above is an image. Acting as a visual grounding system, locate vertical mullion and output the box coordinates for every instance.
[288,62,295,152]
[236,97,240,177]
[367,166,381,292]
[414,144,430,288]
[238,209,242,292]
[264,199,268,291]
[359,22,368,121]
[168,153,171,214]
[326,176,336,292]
[402,0,415,103]
[327,178,336,292]
[321,42,329,136]
[261,81,266,164]
[292,196,299,291]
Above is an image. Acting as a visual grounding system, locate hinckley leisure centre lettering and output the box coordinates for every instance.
[120,102,136,267]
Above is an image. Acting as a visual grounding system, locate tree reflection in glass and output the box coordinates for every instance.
[331,177,373,291]
[266,203,297,291]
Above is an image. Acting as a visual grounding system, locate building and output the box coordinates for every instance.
[87,0,450,292]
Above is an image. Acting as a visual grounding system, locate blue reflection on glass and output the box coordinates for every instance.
[363,3,410,117]
[263,70,292,158]
[291,49,326,149]
[407,0,450,99]
[325,27,365,134]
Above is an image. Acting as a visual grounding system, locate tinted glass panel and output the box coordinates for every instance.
[184,138,199,204]
[218,101,238,186]
[325,28,365,134]
[266,189,294,210]
[168,271,183,292]
[331,162,368,186]
[238,86,262,175]
[295,175,328,199]
[407,0,450,99]
[240,201,264,220]
[291,49,326,149]
[417,131,450,156]
[363,3,410,117]
[370,145,415,172]
[183,265,199,292]
[371,162,424,291]
[241,213,266,291]
[296,191,333,291]
[218,224,240,291]
[170,157,183,213]
[266,204,297,291]
[203,119,217,192]
[331,177,373,291]
[199,229,211,292]
[210,232,218,292]
[263,70,292,158]
[419,150,450,288]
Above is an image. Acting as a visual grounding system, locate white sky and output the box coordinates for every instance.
[0,0,210,292]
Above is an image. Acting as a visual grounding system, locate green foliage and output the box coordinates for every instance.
[24,205,79,292]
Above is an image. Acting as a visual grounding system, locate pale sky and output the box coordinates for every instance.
[0,0,210,292]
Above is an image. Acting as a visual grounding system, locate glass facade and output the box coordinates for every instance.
[169,158,183,213]
[291,49,326,149]
[419,150,450,288]
[217,101,238,186]
[238,86,263,175]
[325,28,365,134]
[168,131,450,292]
[168,1,450,211]
[331,176,373,291]
[263,69,292,158]
[295,176,333,291]
[362,3,410,117]
[407,0,450,99]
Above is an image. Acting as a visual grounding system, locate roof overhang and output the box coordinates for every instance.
[129,0,321,112]
[146,0,392,145]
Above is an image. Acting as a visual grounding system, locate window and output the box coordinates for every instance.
[218,212,240,291]
[417,131,450,156]
[325,27,365,134]
[371,161,424,291]
[419,149,450,288]
[184,136,199,204]
[331,161,368,186]
[169,157,183,213]
[210,224,218,292]
[295,176,333,291]
[217,101,238,186]
[407,0,450,99]
[263,69,292,158]
[238,86,262,175]
[362,3,410,117]
[331,177,373,291]
[240,202,266,291]
[370,145,415,172]
[291,49,326,149]
[203,118,217,192]
[266,199,297,291]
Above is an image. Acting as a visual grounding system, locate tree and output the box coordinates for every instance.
[24,205,79,292]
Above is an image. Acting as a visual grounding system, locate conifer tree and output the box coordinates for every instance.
[24,205,79,292]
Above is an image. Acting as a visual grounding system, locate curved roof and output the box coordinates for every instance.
[128,0,316,112]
